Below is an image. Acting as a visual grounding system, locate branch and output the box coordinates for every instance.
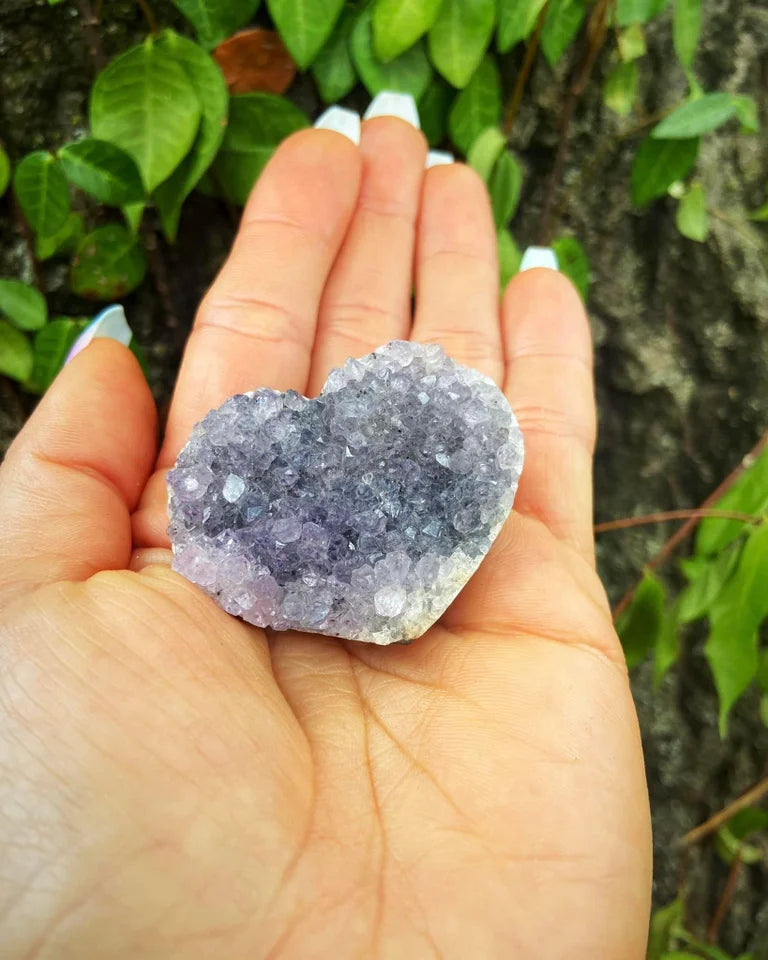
[135,0,158,35]
[677,775,768,847]
[74,0,105,70]
[706,852,743,944]
[502,4,549,137]
[594,509,761,534]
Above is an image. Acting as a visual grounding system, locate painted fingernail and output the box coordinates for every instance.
[519,246,559,272]
[314,105,362,145]
[363,91,420,129]
[65,304,132,365]
[426,150,454,168]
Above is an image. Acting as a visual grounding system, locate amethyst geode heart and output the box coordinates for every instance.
[167,341,523,644]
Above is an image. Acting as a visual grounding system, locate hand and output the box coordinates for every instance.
[0,117,651,959]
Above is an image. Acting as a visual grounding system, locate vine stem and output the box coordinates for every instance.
[677,775,768,847]
[135,0,158,35]
[706,852,743,944]
[74,0,105,70]
[594,508,761,534]
[502,3,549,137]
[612,429,768,621]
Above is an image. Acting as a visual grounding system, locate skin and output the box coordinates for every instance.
[0,121,652,959]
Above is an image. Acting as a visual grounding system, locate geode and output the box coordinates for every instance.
[167,341,523,644]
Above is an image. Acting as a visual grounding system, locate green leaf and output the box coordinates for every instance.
[497,0,547,52]
[70,224,147,300]
[169,0,262,50]
[13,151,70,238]
[647,898,683,960]
[654,598,681,686]
[58,138,144,206]
[716,808,768,866]
[448,56,501,155]
[0,145,10,197]
[630,135,699,206]
[603,61,637,116]
[617,570,666,669]
[35,211,85,261]
[696,447,768,556]
[123,201,145,235]
[652,93,736,139]
[211,93,308,206]
[373,0,443,62]
[552,235,589,299]
[428,0,495,89]
[0,319,34,382]
[351,8,433,99]
[618,23,646,62]
[90,38,202,193]
[0,280,47,332]
[498,229,521,290]
[659,954,705,960]
[489,150,522,229]
[676,181,708,241]
[267,0,346,69]
[418,77,454,146]
[673,0,700,69]
[678,545,741,623]
[467,126,505,182]
[617,0,669,25]
[152,30,229,243]
[312,7,358,103]
[733,94,759,134]
[541,0,586,67]
[24,317,87,394]
[705,523,768,736]
[761,693,768,727]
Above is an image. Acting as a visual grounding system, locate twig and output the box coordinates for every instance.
[74,0,105,70]
[594,509,761,534]
[135,0,158,35]
[502,4,549,137]
[707,852,743,944]
[678,775,768,847]
[612,429,768,620]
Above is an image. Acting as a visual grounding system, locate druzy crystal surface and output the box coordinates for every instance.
[167,341,524,644]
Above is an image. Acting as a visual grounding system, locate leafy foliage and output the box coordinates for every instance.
[266,0,345,69]
[676,181,709,241]
[552,235,590,299]
[70,225,148,300]
[58,139,144,206]
[351,7,433,98]
[497,0,548,53]
[630,137,700,207]
[448,56,501,155]
[0,280,47,331]
[13,151,70,237]
[428,0,496,89]
[0,320,34,383]
[170,0,262,50]
[372,0,443,63]
[312,7,357,103]
[652,93,738,139]
[0,146,10,197]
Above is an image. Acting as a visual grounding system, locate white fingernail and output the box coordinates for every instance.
[363,91,420,129]
[519,246,559,272]
[314,106,361,145]
[426,150,454,168]
[65,304,132,364]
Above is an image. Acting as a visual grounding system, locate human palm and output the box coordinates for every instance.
[0,119,651,958]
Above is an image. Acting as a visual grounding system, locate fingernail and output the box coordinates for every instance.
[426,150,454,168]
[314,105,362,145]
[65,304,132,365]
[519,246,559,272]
[363,91,420,129]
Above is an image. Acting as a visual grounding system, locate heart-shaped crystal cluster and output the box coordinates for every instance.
[168,341,523,644]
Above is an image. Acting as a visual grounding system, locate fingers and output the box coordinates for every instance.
[0,340,156,608]
[411,164,504,384]
[502,268,597,563]
[306,116,427,395]
[157,129,362,468]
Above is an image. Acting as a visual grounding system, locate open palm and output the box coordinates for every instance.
[0,119,651,959]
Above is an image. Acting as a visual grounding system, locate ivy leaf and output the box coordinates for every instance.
[448,56,501,155]
[630,135,699,206]
[373,0,443,63]
[312,7,358,104]
[705,522,768,736]
[0,279,47,331]
[617,0,669,25]
[673,0,701,69]
[36,211,85,261]
[678,544,741,623]
[428,0,496,89]
[0,320,34,383]
[169,0,262,50]
[676,181,708,241]
[351,8,433,99]
[696,447,768,556]
[652,92,736,139]
[267,0,346,69]
[0,145,10,197]
[13,151,70,237]
[70,224,147,300]
[58,138,144,206]
[647,899,683,960]
[489,150,522,229]
[552,235,590,299]
[733,94,759,134]
[617,570,666,669]
[24,317,87,395]
[654,599,681,687]
[541,0,586,67]
[90,38,202,193]
[153,30,229,243]
[211,93,308,206]
[497,0,547,53]
[498,229,521,290]
[467,126,505,182]
[715,808,768,866]
[418,77,454,146]
[603,61,637,116]
[618,23,646,62]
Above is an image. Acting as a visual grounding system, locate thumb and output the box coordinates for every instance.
[0,312,156,608]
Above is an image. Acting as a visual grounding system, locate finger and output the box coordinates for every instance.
[158,129,363,468]
[0,339,156,608]
[307,113,427,394]
[502,266,596,562]
[411,164,504,384]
